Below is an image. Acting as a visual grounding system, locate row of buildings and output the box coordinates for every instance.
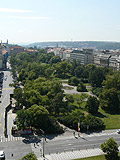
[47,47,120,70]
[0,40,10,69]
[1,40,120,71]
[0,40,39,70]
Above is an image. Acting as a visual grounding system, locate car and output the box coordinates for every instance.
[0,150,5,159]
[117,129,120,134]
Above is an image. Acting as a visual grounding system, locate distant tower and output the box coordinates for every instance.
[56,43,58,48]
[6,39,8,44]
[1,40,2,45]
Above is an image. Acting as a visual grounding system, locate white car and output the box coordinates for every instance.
[117,129,120,134]
[0,150,5,159]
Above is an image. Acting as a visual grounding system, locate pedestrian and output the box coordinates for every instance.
[73,131,75,137]
[34,143,36,148]
[11,153,13,157]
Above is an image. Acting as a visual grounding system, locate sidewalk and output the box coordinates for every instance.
[38,147,120,160]
[45,128,118,142]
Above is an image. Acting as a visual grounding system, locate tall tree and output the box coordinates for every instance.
[85,96,99,114]
[101,137,119,160]
[99,88,119,112]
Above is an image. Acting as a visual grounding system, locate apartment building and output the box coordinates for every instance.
[94,54,111,67]
[10,46,26,55]
[70,49,94,65]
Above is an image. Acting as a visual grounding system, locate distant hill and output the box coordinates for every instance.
[23,41,120,50]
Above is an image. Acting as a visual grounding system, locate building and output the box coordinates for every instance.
[0,40,10,69]
[94,54,111,67]
[70,49,94,65]
[63,49,73,60]
[109,55,118,70]
[10,46,26,55]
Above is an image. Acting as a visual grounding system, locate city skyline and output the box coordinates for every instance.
[1,0,120,44]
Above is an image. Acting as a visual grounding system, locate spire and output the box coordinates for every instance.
[7,39,8,44]
[56,43,58,48]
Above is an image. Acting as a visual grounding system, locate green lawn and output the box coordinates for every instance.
[72,93,88,100]
[72,94,88,109]
[66,92,120,130]
[74,155,106,160]
[74,153,120,160]
[87,88,91,92]
[98,107,120,129]
[84,83,91,86]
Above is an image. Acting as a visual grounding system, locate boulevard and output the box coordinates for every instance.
[44,132,120,155]
[0,69,14,137]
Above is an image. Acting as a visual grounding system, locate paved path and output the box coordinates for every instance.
[38,147,120,160]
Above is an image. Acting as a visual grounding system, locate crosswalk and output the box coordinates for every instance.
[86,131,117,137]
[0,135,24,142]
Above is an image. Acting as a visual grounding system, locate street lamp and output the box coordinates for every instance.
[78,116,81,137]
[39,129,45,159]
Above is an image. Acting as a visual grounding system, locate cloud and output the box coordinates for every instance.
[0,8,32,13]
[10,16,49,20]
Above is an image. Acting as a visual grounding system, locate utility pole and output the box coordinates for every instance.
[78,116,81,137]
[39,129,45,159]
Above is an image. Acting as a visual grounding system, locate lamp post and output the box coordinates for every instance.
[78,116,81,137]
[39,129,45,159]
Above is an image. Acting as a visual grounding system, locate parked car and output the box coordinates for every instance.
[0,150,5,159]
[117,129,120,134]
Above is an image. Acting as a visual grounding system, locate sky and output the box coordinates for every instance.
[0,0,120,44]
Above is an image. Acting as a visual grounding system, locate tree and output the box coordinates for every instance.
[77,82,87,92]
[99,88,119,112]
[102,71,120,90]
[27,104,49,130]
[65,95,74,103]
[83,114,105,130]
[68,77,79,86]
[50,92,64,115]
[85,96,99,114]
[19,152,38,160]
[75,66,84,78]
[16,109,32,130]
[101,137,119,160]
[49,55,61,65]
[89,67,105,87]
[14,88,23,108]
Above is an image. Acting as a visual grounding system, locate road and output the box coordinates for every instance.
[0,70,14,137]
[0,66,32,160]
[42,132,120,155]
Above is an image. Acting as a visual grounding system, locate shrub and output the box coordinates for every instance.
[77,82,87,92]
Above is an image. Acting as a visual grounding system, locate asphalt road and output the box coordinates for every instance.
[44,133,120,155]
[0,141,32,160]
[0,70,14,137]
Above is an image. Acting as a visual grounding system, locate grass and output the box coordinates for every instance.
[74,155,106,160]
[84,83,91,86]
[71,93,88,100]
[74,153,120,160]
[87,88,91,92]
[98,107,120,129]
[65,88,120,130]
